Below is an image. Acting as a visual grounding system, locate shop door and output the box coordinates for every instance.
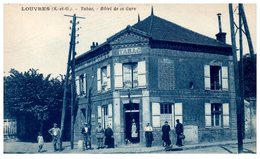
[124,103,140,143]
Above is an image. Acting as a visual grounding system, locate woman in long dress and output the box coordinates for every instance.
[131,119,138,143]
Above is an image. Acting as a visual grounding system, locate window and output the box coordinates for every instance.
[76,74,86,96]
[101,66,107,91]
[152,102,183,128]
[114,61,146,89]
[211,103,222,126]
[160,103,172,114]
[210,66,221,90]
[123,63,138,88]
[205,103,230,128]
[97,104,113,129]
[97,64,111,92]
[204,65,229,91]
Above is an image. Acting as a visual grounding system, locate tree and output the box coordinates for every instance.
[4,68,68,141]
[239,54,256,98]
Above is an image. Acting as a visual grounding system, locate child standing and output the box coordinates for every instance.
[37,132,44,152]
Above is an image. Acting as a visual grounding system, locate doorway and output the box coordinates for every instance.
[124,103,140,143]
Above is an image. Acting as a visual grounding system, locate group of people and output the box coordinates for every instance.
[37,119,183,152]
[93,122,115,149]
[162,119,184,147]
[82,122,115,150]
[144,119,184,148]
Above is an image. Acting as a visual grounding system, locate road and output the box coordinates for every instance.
[156,142,256,154]
[3,141,256,154]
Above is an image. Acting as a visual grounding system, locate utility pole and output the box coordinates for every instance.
[239,4,256,68]
[229,4,243,153]
[60,14,85,150]
[229,4,255,153]
[238,4,245,142]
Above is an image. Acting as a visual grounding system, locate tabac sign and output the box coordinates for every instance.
[118,47,142,56]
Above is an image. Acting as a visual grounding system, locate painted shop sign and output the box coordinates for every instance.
[118,47,141,56]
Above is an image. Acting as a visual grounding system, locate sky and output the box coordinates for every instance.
[3,3,257,78]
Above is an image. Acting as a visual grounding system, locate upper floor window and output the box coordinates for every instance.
[123,63,138,88]
[76,74,86,96]
[97,64,111,92]
[101,66,107,91]
[114,61,146,89]
[204,65,229,91]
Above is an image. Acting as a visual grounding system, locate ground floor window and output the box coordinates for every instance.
[97,104,113,129]
[205,103,229,128]
[152,102,183,128]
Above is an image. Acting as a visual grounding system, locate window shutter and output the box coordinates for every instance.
[97,68,101,92]
[138,61,146,88]
[83,74,87,95]
[114,63,123,89]
[204,65,210,90]
[97,106,102,124]
[174,103,183,125]
[107,64,111,90]
[108,104,113,128]
[222,66,229,91]
[76,76,80,96]
[205,103,211,127]
[152,102,160,127]
[223,103,230,128]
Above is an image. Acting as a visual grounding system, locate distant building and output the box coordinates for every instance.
[74,10,236,145]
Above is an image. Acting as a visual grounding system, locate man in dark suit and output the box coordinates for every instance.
[175,119,184,147]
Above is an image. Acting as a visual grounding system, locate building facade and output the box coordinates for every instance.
[74,12,237,145]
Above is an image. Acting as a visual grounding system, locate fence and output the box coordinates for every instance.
[4,119,17,139]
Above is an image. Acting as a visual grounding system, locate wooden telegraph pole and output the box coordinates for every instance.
[229,4,255,153]
[229,4,244,153]
[60,14,85,150]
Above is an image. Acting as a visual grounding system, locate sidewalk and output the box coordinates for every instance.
[4,138,256,154]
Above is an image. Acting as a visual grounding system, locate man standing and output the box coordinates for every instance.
[162,121,171,147]
[48,123,61,151]
[95,122,104,149]
[175,119,184,147]
[144,123,153,147]
[81,123,91,150]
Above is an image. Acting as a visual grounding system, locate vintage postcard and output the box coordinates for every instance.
[2,2,257,157]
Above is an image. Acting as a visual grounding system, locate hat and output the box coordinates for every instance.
[165,121,168,123]
[84,122,88,125]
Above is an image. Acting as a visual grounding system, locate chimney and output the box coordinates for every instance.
[215,13,226,43]
[90,42,95,49]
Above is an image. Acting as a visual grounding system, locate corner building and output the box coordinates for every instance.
[74,12,237,146]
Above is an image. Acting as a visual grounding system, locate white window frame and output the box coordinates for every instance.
[204,65,229,91]
[204,103,230,128]
[151,102,183,128]
[114,63,123,89]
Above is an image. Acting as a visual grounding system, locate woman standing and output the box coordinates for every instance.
[162,121,171,147]
[131,119,138,143]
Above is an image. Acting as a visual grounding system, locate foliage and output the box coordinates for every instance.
[4,68,68,141]
[239,54,256,98]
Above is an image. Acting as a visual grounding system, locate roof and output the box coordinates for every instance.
[132,15,230,48]
[76,14,231,64]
